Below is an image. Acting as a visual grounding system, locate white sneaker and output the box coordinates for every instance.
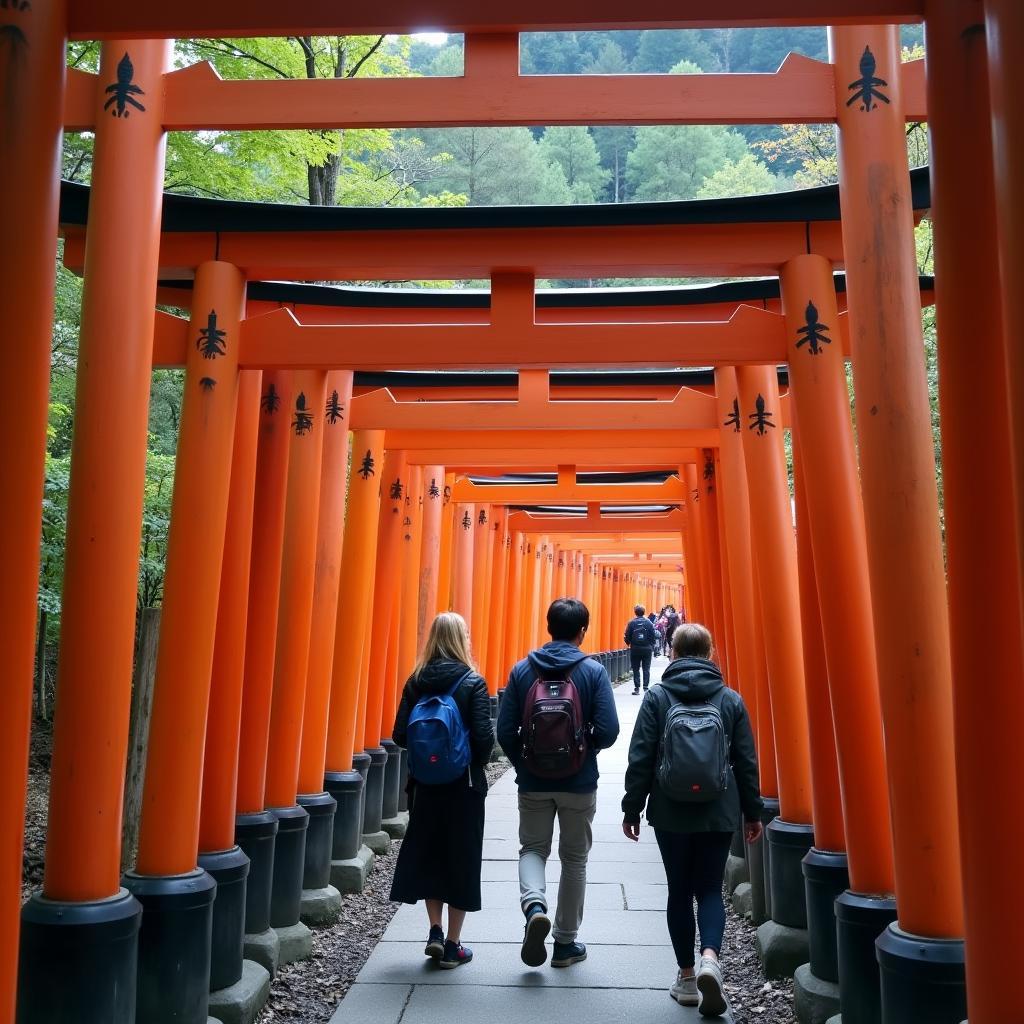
[696,956,727,1017]
[670,969,698,1006]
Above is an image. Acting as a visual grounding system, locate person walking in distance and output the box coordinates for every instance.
[624,603,658,694]
[497,598,620,969]
[390,613,494,970]
[621,623,763,1016]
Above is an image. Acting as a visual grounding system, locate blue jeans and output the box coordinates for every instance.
[630,647,653,689]
[654,829,734,968]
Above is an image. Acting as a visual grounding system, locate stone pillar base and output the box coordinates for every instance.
[755,919,810,979]
[731,882,753,919]
[242,928,280,979]
[300,885,342,926]
[794,963,841,1024]
[208,959,271,1024]
[274,921,313,965]
[362,830,391,856]
[381,812,409,840]
[725,853,749,894]
[330,845,374,894]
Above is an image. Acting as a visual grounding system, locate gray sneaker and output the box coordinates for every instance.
[696,956,728,1017]
[670,970,698,1006]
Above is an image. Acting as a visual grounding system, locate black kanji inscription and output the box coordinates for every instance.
[795,300,832,356]
[846,46,889,112]
[196,309,226,359]
[104,52,146,118]
[723,397,741,433]
[261,382,281,415]
[748,393,777,435]
[428,478,440,499]
[325,389,345,424]
[443,485,452,505]
[461,511,472,531]
[390,478,403,501]
[478,509,487,526]
[292,392,313,435]
[358,450,375,479]
[199,377,216,392]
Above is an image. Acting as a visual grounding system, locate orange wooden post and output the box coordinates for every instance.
[748,557,779,799]
[1,1,66,1012]
[527,541,544,651]
[580,555,594,651]
[436,473,456,613]
[135,261,245,880]
[471,505,492,667]
[199,369,263,859]
[692,458,727,668]
[503,532,525,679]
[25,36,170,1021]
[832,26,965,967]
[782,254,895,918]
[928,5,1024,1019]
[538,541,555,643]
[398,468,425,688]
[681,492,707,627]
[452,503,475,623]
[985,0,1024,622]
[711,452,740,686]
[298,370,354,797]
[417,466,445,650]
[485,510,510,693]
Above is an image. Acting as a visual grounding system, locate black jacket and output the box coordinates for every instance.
[392,658,494,794]
[622,656,763,833]
[624,615,657,650]
[497,641,620,794]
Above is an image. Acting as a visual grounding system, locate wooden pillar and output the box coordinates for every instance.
[324,429,384,773]
[235,371,294,816]
[436,473,456,613]
[538,541,554,642]
[782,254,894,894]
[929,2,1024,1009]
[263,371,328,810]
[485,510,509,693]
[0,2,67,1006]
[736,365,813,825]
[395,469,424,708]
[44,39,172,901]
[502,532,524,680]
[135,262,245,875]
[452,503,475,624]
[417,466,445,651]
[363,451,407,750]
[297,371,354,797]
[831,24,962,938]
[471,505,492,668]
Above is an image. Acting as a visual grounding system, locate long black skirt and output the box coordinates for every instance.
[389,778,485,912]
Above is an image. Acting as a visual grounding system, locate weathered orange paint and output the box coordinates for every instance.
[436,473,457,613]
[452,502,475,624]
[471,504,492,668]
[417,466,445,650]
[395,468,424,706]
[484,511,509,693]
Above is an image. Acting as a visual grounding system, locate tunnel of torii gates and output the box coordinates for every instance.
[2,4,1024,1024]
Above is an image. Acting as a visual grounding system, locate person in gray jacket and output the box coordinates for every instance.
[621,623,763,1017]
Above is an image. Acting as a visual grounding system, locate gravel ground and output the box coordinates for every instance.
[723,910,797,1024]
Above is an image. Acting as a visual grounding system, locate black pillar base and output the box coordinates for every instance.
[235,810,279,935]
[324,769,366,862]
[269,804,309,929]
[761,797,780,920]
[876,923,966,1024]
[802,848,849,983]
[17,888,141,1024]
[197,845,250,992]
[361,747,388,836]
[122,867,217,1024]
[297,792,336,891]
[352,750,372,832]
[767,819,814,929]
[397,747,410,813]
[835,890,898,1024]
[380,739,402,821]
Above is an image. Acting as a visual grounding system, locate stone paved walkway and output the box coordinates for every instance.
[331,656,734,1023]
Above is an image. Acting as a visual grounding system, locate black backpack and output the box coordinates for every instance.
[655,689,729,803]
[628,618,654,646]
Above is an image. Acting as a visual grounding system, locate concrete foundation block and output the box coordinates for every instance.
[208,959,271,1024]
[275,921,313,965]
[725,853,749,894]
[242,927,280,979]
[381,812,409,840]
[300,884,342,926]
[794,963,841,1024]
[826,1016,842,1024]
[362,830,391,856]
[756,919,810,980]
[331,845,374,894]
[731,882,753,919]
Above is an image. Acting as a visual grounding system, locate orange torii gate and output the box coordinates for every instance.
[3,7,1022,1024]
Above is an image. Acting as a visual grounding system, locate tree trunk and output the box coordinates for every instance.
[121,606,161,873]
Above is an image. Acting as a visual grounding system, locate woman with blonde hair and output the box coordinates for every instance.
[390,612,494,969]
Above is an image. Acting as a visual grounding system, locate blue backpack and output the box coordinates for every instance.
[406,671,473,784]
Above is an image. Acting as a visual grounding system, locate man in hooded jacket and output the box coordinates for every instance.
[497,598,620,970]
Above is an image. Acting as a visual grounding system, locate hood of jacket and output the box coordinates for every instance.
[413,658,474,694]
[527,640,591,677]
[658,656,725,701]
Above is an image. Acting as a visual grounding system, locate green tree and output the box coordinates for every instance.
[539,127,610,203]
[696,152,781,198]
[632,30,718,72]
[626,122,747,201]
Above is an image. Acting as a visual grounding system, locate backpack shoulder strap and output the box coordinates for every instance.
[444,669,474,699]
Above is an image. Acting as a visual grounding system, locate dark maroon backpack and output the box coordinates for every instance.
[521,674,587,779]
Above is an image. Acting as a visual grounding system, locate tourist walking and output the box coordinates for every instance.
[390,612,494,970]
[621,623,763,1017]
[496,598,620,969]
[624,603,658,694]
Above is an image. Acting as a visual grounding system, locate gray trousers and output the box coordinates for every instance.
[518,790,598,944]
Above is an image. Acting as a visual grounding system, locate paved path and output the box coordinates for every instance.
[331,657,734,1023]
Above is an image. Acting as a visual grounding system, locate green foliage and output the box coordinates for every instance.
[696,153,781,198]
[626,122,747,201]
[538,127,611,203]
